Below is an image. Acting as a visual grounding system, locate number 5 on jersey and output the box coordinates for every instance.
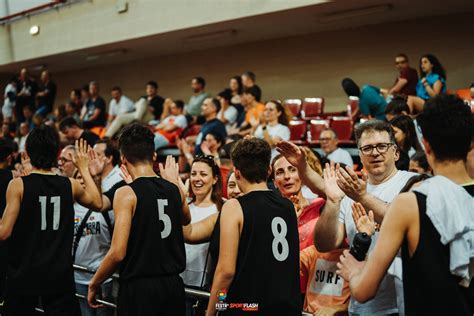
[157,199,172,239]
[39,196,60,231]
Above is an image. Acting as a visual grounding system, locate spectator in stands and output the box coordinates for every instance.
[185,77,209,117]
[390,115,422,158]
[200,132,225,161]
[241,71,262,102]
[253,100,290,158]
[226,171,242,199]
[81,81,106,129]
[319,128,354,167]
[68,89,83,121]
[107,86,134,127]
[182,155,223,315]
[22,104,35,131]
[193,98,227,156]
[15,68,37,124]
[144,80,165,122]
[14,122,29,153]
[153,100,188,149]
[59,117,99,146]
[51,104,68,128]
[237,86,265,135]
[409,151,432,174]
[408,54,447,113]
[2,77,17,125]
[35,70,57,117]
[309,120,417,315]
[217,89,238,131]
[384,95,411,121]
[229,76,243,105]
[104,96,153,138]
[380,53,419,98]
[342,78,387,120]
[337,95,473,316]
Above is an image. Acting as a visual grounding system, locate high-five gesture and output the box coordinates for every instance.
[351,202,376,236]
[71,139,90,173]
[275,141,307,170]
[87,146,106,177]
[336,165,368,202]
[323,161,345,202]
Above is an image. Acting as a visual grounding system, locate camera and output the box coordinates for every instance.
[350,232,372,261]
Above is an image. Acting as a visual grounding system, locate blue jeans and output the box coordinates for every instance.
[75,282,114,316]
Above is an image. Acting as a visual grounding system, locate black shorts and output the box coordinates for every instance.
[3,292,80,316]
[118,274,185,316]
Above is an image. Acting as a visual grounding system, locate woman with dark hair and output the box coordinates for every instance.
[253,100,291,158]
[341,78,387,120]
[181,155,223,315]
[229,76,243,105]
[408,54,447,113]
[409,151,432,174]
[390,115,422,158]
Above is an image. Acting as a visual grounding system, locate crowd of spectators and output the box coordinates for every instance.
[1,53,474,316]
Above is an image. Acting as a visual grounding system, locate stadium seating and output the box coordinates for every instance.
[301,97,324,120]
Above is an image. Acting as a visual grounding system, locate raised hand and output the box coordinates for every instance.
[87,147,106,177]
[119,164,133,184]
[71,139,90,173]
[200,142,212,156]
[323,161,345,202]
[336,165,368,202]
[159,155,180,186]
[351,202,376,236]
[275,141,307,170]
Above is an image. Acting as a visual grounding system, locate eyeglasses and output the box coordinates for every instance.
[359,143,395,155]
[58,157,73,164]
[395,60,407,65]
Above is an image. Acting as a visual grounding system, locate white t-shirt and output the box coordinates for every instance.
[2,83,16,118]
[338,170,416,315]
[73,165,122,285]
[254,124,291,158]
[301,185,319,203]
[181,203,218,287]
[162,114,188,129]
[108,95,135,116]
[218,106,238,127]
[327,148,354,167]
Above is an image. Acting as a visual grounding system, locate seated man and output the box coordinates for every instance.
[81,81,107,129]
[153,100,188,149]
[107,86,135,127]
[104,97,153,138]
[319,128,353,167]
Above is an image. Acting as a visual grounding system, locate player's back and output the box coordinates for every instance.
[224,190,302,315]
[8,173,75,295]
[119,176,186,282]
[0,168,13,215]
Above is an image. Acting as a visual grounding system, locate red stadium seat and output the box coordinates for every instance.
[301,97,324,120]
[330,116,353,141]
[289,120,307,144]
[283,99,302,118]
[347,96,359,122]
[307,119,329,144]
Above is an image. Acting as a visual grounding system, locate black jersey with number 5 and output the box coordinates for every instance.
[223,190,301,315]
[119,177,186,282]
[7,174,75,295]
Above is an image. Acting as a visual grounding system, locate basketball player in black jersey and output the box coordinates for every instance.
[207,138,301,315]
[0,125,103,316]
[337,95,474,315]
[88,123,191,316]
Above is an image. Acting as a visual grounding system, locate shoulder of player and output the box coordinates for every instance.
[7,177,23,191]
[388,192,418,224]
[115,185,136,199]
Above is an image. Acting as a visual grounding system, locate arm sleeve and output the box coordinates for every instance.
[108,100,116,116]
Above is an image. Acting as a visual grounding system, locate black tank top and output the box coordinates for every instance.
[8,174,75,295]
[119,177,186,282]
[401,191,473,316]
[0,169,13,215]
[223,190,302,315]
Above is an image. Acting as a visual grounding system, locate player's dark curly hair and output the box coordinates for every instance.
[25,124,60,169]
[231,138,271,183]
[118,123,155,164]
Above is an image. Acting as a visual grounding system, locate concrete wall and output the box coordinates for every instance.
[48,13,474,112]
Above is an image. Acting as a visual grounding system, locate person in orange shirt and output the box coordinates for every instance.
[238,86,265,135]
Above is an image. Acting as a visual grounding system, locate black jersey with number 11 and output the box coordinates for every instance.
[7,174,75,295]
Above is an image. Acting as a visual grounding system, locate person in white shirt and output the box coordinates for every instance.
[217,89,238,131]
[181,155,223,315]
[107,86,135,127]
[253,100,291,158]
[15,122,29,153]
[74,139,122,316]
[153,100,188,149]
[2,78,17,124]
[319,128,354,167]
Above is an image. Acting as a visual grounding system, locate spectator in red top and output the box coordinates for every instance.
[381,53,419,98]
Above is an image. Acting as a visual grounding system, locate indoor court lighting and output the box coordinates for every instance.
[29,25,40,35]
[319,4,393,23]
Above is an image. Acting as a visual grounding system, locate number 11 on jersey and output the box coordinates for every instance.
[39,196,61,231]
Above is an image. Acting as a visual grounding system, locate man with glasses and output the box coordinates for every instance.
[59,145,77,178]
[313,120,416,315]
[381,53,419,98]
[319,128,353,167]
